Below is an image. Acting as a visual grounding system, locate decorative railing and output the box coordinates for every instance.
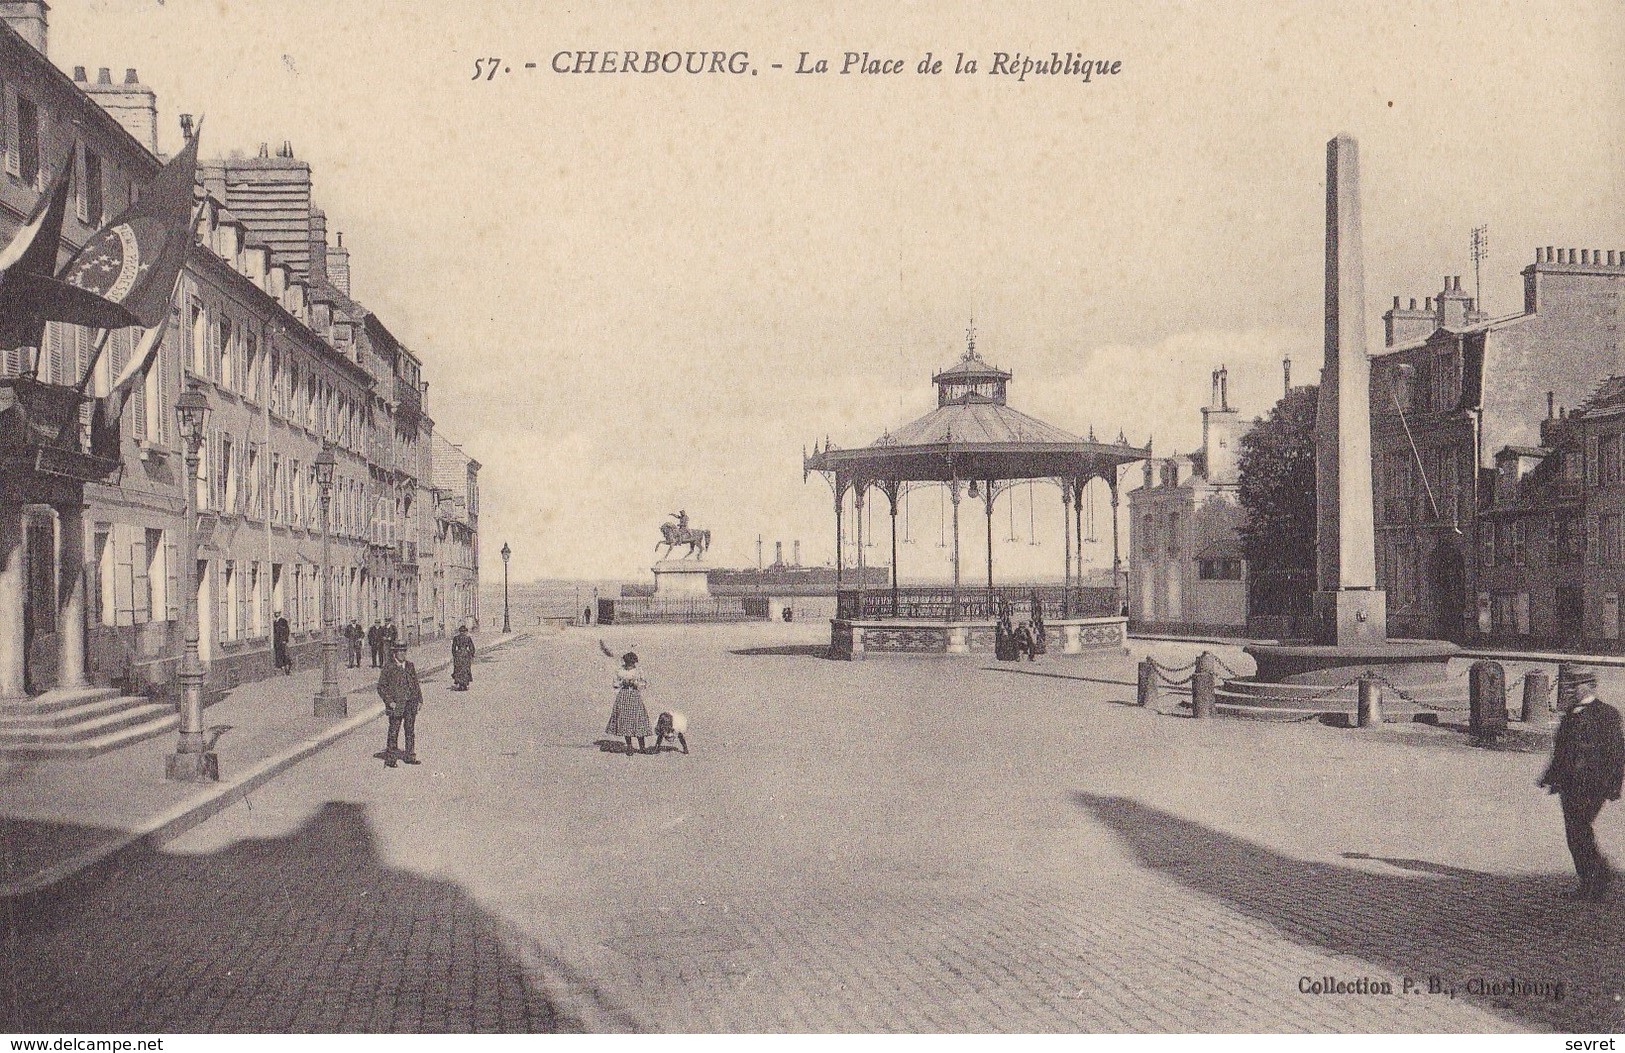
[597,595,771,625]
[837,585,1119,621]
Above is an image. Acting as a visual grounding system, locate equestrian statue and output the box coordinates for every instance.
[656,509,710,561]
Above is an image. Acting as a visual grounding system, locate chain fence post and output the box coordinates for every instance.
[1137,658,1157,708]
[1468,660,1507,744]
[1192,652,1216,719]
[1356,674,1383,728]
[1520,668,1551,723]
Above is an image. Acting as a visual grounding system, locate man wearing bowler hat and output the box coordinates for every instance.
[1539,666,1625,900]
[377,641,423,768]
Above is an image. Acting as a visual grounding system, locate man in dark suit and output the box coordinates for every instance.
[272,612,292,675]
[378,642,423,768]
[367,621,383,668]
[1539,667,1625,900]
[381,618,398,659]
[346,620,365,668]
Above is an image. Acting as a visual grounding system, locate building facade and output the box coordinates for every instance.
[1371,254,1625,644]
[0,6,478,719]
[430,433,480,635]
[1127,366,1251,634]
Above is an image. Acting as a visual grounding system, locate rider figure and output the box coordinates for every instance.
[669,510,689,533]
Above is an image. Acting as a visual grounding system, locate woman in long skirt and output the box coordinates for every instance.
[603,645,652,756]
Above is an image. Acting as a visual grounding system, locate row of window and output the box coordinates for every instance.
[3,81,134,224]
[191,429,411,543]
[185,295,370,457]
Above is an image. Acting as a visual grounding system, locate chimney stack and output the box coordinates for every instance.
[1283,355,1292,396]
[775,541,783,565]
[84,65,159,153]
[1548,391,1556,419]
[793,540,801,566]
[328,230,351,297]
[0,1,49,53]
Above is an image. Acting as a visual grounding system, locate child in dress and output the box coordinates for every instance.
[601,642,652,756]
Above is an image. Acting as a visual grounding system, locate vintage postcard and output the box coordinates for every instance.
[0,0,1622,1041]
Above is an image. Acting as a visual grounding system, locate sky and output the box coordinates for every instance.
[48,0,1625,581]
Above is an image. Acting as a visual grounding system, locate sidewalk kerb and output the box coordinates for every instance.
[1,630,533,908]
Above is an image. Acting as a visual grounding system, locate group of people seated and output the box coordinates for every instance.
[994,596,1046,662]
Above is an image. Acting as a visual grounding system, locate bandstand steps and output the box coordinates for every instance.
[0,695,179,756]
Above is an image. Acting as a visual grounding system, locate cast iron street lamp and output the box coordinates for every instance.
[313,444,345,717]
[167,384,218,782]
[501,541,511,633]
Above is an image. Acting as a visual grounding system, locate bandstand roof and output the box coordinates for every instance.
[803,342,1149,486]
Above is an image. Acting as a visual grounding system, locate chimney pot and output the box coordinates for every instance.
[1549,391,1556,419]
[258,142,269,157]
[124,68,138,84]
[1408,298,1416,310]
[96,67,111,84]
[1582,250,1591,265]
[1425,297,1433,311]
[72,66,86,81]
[281,140,293,158]
[1547,245,1556,263]
[1392,296,1400,309]
[1611,251,1618,266]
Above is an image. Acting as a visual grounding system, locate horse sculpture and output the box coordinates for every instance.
[656,522,710,561]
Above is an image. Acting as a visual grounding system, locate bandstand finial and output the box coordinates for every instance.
[964,317,978,360]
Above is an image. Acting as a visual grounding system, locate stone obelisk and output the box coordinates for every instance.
[1313,135,1386,646]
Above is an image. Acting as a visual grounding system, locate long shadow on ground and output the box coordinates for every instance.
[2,801,635,1032]
[1077,792,1623,1033]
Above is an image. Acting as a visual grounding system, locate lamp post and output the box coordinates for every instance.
[313,444,345,717]
[501,542,511,633]
[167,385,218,782]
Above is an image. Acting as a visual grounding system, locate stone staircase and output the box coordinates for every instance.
[0,686,178,758]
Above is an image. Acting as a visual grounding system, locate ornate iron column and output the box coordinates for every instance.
[167,385,218,783]
[314,444,345,717]
[948,475,962,621]
[500,542,511,632]
[1061,478,1073,617]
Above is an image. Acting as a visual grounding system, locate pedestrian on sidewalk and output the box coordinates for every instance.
[378,642,423,768]
[272,611,293,675]
[367,621,383,668]
[600,640,651,756]
[382,618,398,659]
[1538,667,1625,900]
[345,620,364,668]
[1030,592,1048,658]
[451,622,475,690]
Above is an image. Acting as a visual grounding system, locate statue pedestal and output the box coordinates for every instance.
[652,560,712,598]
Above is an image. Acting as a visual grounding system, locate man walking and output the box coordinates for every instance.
[378,642,423,768]
[272,611,292,675]
[367,620,383,668]
[381,617,398,660]
[1539,667,1625,900]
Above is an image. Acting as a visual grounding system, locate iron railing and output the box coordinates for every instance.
[838,585,1118,621]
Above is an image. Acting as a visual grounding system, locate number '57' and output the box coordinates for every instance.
[471,58,501,80]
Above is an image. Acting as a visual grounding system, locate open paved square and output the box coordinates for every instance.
[4,624,1621,1032]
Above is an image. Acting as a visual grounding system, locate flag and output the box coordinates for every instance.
[104,316,169,418]
[0,150,136,348]
[58,126,200,330]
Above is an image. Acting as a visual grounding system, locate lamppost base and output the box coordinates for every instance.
[165,750,219,783]
[313,690,348,719]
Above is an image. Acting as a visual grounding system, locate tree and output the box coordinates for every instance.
[1237,384,1317,614]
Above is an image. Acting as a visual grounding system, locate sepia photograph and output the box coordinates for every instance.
[0,0,1622,1040]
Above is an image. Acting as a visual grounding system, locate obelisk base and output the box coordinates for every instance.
[1313,588,1388,647]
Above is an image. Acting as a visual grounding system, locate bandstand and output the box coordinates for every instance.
[803,331,1149,659]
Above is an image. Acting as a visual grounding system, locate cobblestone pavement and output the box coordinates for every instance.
[5,624,1622,1032]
